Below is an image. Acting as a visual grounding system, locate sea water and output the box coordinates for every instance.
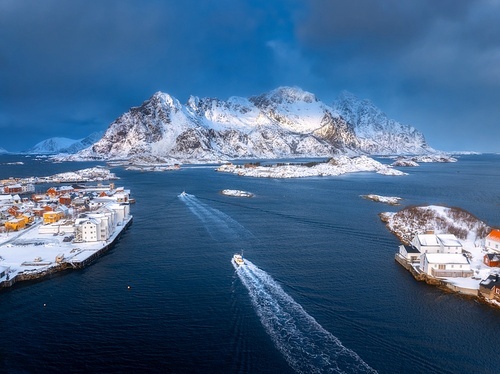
[0,154,499,373]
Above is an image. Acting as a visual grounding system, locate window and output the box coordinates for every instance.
[438,264,445,270]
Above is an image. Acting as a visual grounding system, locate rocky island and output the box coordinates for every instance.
[216,155,406,178]
[380,205,500,307]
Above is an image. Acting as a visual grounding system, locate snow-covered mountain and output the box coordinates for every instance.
[26,132,104,154]
[74,86,433,161]
[0,147,8,154]
[333,91,433,154]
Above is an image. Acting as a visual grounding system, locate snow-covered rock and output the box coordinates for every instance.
[217,155,406,178]
[361,194,402,205]
[391,158,419,167]
[36,166,118,183]
[380,205,491,245]
[220,189,254,197]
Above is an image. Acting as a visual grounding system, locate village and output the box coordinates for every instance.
[0,177,133,289]
[396,228,500,306]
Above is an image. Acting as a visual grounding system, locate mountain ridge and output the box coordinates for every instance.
[54,87,434,161]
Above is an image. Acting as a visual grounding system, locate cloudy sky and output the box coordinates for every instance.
[1,0,499,152]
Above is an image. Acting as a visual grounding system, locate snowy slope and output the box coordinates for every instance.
[333,91,433,155]
[78,87,354,161]
[25,132,104,155]
[26,137,79,154]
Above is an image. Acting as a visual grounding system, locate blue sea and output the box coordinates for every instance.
[0,154,499,373]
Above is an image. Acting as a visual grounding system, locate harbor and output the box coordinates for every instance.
[0,179,133,289]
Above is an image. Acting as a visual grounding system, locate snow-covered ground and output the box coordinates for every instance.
[217,155,406,178]
[381,205,494,291]
[39,166,118,182]
[361,194,402,205]
[0,216,132,285]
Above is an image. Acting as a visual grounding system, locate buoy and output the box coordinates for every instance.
[43,303,46,307]
[127,285,131,290]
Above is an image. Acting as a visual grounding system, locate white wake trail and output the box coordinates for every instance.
[179,193,253,241]
[236,260,377,374]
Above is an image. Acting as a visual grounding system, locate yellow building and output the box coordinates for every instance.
[43,211,64,224]
[5,218,26,231]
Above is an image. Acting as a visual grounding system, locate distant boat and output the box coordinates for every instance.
[179,191,187,197]
[232,254,245,267]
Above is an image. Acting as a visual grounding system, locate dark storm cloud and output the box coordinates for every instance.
[0,0,301,150]
[0,0,498,152]
[291,0,500,151]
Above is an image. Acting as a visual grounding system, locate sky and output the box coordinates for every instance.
[1,0,499,153]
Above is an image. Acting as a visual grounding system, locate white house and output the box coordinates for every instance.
[412,234,441,254]
[412,233,462,255]
[485,229,500,253]
[421,253,473,278]
[436,234,463,254]
[398,244,421,263]
[80,218,101,242]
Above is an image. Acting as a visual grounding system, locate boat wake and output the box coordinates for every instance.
[179,193,253,241]
[235,260,377,374]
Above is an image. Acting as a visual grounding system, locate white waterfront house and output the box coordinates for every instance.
[75,202,130,242]
[421,253,473,278]
[80,218,101,242]
[398,244,421,263]
[411,233,462,254]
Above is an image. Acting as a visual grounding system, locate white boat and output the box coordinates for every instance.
[232,254,245,267]
[178,191,187,197]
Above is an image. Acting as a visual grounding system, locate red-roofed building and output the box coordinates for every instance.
[484,253,500,267]
[485,229,500,253]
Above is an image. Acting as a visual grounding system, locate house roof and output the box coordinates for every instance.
[437,234,462,247]
[485,253,500,262]
[487,229,500,242]
[424,253,470,264]
[402,245,420,254]
[416,234,440,246]
[480,274,500,289]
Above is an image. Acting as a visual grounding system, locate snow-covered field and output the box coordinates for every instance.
[217,156,406,178]
[0,216,132,285]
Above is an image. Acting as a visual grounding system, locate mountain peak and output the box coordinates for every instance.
[261,86,318,104]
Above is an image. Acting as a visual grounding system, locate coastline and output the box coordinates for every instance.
[394,253,500,309]
[0,215,133,290]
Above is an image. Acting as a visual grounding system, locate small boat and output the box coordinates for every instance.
[178,191,187,197]
[232,254,245,267]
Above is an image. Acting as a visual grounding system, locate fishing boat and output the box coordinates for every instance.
[232,253,245,267]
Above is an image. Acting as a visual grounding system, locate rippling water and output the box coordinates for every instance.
[0,154,499,373]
